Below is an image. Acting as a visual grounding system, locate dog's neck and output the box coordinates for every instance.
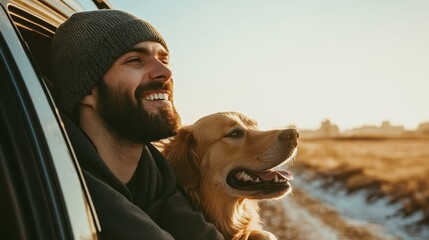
[190,189,262,239]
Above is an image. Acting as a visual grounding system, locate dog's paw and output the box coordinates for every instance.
[247,230,277,240]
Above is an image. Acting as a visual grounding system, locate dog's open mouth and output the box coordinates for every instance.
[227,168,294,191]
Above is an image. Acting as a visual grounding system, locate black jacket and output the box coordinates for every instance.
[62,114,224,240]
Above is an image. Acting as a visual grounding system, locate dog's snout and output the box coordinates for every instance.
[278,129,299,144]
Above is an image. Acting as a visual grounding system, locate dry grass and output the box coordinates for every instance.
[293,137,429,224]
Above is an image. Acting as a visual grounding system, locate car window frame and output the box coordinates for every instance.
[0,3,99,239]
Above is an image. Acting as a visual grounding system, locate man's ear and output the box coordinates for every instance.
[80,86,98,108]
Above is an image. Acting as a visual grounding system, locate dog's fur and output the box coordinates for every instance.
[163,112,298,240]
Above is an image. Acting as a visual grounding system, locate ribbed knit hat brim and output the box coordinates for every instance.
[50,10,168,117]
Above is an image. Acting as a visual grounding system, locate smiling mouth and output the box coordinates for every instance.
[143,92,169,101]
[227,167,293,191]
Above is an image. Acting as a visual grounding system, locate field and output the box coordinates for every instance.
[291,137,429,225]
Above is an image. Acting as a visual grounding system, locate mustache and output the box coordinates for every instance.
[134,81,173,100]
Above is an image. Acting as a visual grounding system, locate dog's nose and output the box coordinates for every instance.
[278,128,299,144]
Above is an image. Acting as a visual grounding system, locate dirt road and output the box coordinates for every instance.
[259,175,429,240]
[260,188,388,240]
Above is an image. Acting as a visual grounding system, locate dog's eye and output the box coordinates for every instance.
[225,129,244,138]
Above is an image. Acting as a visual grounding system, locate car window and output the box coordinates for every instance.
[0,60,26,240]
[0,3,99,239]
[6,3,63,90]
[69,0,98,10]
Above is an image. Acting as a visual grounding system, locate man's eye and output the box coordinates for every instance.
[225,129,244,138]
[125,57,142,63]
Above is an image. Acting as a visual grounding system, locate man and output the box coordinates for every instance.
[50,10,224,240]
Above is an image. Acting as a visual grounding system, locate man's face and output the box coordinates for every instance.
[98,41,180,143]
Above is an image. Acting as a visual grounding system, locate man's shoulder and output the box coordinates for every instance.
[82,170,176,239]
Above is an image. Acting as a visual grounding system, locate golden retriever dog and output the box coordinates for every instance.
[163,112,298,240]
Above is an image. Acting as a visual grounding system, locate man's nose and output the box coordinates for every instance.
[278,128,299,145]
[149,60,172,83]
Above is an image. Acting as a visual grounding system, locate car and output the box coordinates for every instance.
[0,0,112,239]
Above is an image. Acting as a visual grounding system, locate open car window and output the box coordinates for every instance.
[0,1,113,238]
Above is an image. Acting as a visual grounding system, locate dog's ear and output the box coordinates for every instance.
[164,126,201,191]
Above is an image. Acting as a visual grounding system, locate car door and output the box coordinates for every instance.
[0,4,99,239]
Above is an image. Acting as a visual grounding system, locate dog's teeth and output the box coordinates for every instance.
[236,171,248,181]
[235,171,259,182]
[235,171,264,183]
[244,174,252,182]
[274,175,279,183]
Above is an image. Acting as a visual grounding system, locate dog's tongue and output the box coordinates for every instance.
[255,169,294,181]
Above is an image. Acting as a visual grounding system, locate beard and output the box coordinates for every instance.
[97,80,181,143]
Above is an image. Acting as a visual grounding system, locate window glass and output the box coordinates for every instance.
[64,0,98,11]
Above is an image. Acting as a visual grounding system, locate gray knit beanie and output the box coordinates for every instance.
[50,10,168,117]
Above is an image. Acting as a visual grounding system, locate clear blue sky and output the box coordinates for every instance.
[109,0,429,131]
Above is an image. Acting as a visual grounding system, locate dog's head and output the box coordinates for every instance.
[163,112,298,200]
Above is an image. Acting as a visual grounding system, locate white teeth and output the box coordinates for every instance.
[273,175,286,183]
[235,171,261,183]
[144,93,169,101]
[234,171,287,183]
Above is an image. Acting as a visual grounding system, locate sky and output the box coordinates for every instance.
[108,0,429,131]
